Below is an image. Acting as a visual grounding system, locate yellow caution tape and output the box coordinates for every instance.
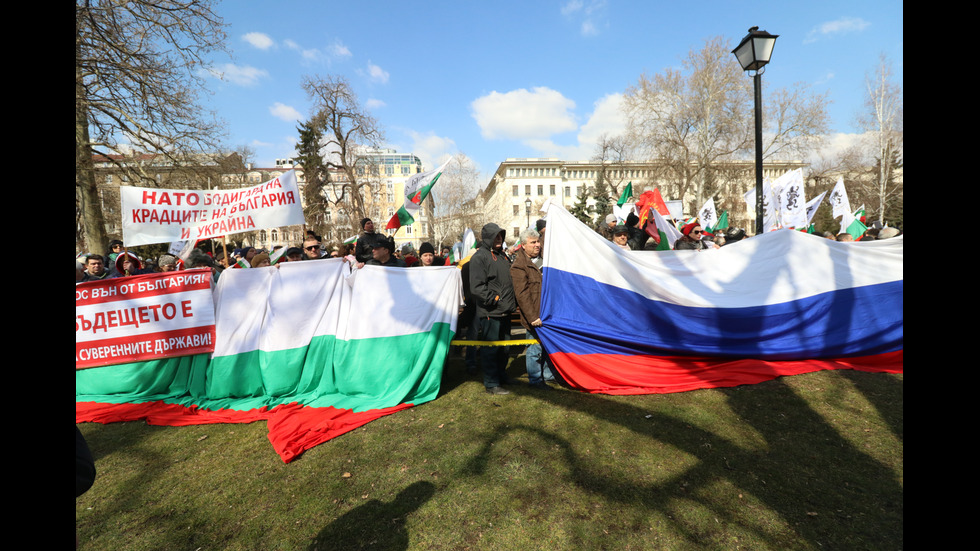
[450,339,539,347]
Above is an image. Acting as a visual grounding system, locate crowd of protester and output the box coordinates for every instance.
[76,211,902,394]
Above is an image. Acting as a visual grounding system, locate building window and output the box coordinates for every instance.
[564,186,571,197]
[406,225,413,235]
[513,205,519,215]
[537,185,543,196]
[525,185,531,195]
[513,185,519,197]
[550,184,556,196]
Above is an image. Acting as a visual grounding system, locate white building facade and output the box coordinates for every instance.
[483,157,810,239]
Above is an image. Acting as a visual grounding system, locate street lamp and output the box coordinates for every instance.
[732,26,778,235]
[525,196,532,228]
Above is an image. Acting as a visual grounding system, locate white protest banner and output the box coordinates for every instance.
[120,170,305,247]
[75,270,216,369]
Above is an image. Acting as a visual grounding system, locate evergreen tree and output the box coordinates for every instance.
[569,185,594,225]
[294,120,330,236]
[592,176,612,228]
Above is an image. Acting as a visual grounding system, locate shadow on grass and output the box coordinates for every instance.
[465,365,902,549]
[308,480,435,551]
[838,369,904,443]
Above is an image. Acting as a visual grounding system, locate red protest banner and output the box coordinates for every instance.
[75,269,216,369]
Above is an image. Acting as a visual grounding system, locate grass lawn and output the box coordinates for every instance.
[76,351,902,550]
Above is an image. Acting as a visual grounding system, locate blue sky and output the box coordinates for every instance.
[203,1,903,184]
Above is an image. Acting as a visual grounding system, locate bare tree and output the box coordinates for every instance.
[858,54,903,225]
[624,36,752,214]
[76,0,228,252]
[431,153,482,247]
[301,75,386,236]
[591,133,635,199]
[762,83,831,161]
[624,36,829,215]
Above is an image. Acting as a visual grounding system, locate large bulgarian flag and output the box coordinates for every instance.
[387,159,451,230]
[537,204,903,395]
[76,260,463,462]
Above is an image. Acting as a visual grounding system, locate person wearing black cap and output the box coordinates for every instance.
[612,224,631,250]
[354,217,388,264]
[365,236,406,267]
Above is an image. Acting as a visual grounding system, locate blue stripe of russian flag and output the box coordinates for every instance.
[538,268,903,361]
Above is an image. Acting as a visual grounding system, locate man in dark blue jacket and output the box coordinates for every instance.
[468,223,517,395]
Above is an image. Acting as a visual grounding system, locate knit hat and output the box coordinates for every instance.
[249,252,271,267]
[681,221,701,236]
[360,217,373,229]
[419,242,435,255]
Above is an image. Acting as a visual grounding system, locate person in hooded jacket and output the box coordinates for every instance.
[468,223,517,395]
[110,251,154,277]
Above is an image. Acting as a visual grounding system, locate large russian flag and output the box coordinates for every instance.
[76,260,462,462]
[536,206,902,395]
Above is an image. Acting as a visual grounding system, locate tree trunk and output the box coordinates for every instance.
[76,26,107,254]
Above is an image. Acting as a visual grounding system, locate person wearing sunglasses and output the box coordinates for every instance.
[303,235,324,260]
[677,221,707,251]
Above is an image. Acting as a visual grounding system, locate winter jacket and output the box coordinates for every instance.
[468,223,516,318]
[354,231,389,263]
[509,248,542,332]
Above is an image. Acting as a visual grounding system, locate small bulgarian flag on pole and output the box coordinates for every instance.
[616,182,633,207]
[387,159,451,230]
[843,205,868,240]
[707,211,729,233]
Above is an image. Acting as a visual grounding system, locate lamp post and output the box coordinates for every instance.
[732,26,778,235]
[525,196,532,228]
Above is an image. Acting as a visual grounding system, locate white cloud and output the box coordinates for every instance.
[561,0,583,15]
[366,62,390,84]
[365,98,387,110]
[805,17,871,43]
[242,32,275,50]
[576,93,627,145]
[269,102,302,123]
[561,0,607,37]
[329,40,352,59]
[484,92,628,161]
[284,39,322,62]
[808,132,871,165]
[209,63,268,86]
[401,130,458,170]
[471,87,578,140]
